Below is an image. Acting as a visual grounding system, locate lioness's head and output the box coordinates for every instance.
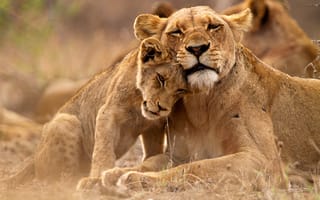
[134,6,252,91]
[137,38,188,120]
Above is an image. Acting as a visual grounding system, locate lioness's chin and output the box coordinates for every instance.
[187,70,219,91]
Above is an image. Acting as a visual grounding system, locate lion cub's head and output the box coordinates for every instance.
[134,6,252,92]
[136,38,188,120]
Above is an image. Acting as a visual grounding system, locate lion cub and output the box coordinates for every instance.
[2,38,187,189]
[77,38,188,189]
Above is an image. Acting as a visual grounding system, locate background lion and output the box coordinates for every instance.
[223,0,319,77]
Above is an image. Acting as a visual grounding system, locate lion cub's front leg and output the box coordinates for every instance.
[77,104,118,191]
[101,126,168,187]
[101,153,170,187]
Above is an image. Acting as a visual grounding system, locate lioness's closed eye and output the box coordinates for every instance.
[137,38,188,120]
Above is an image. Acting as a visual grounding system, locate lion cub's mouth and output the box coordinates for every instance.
[141,101,170,120]
[185,63,219,76]
[142,108,161,120]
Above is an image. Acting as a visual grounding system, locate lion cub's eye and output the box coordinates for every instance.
[156,73,165,87]
[207,24,221,31]
[175,88,187,95]
[168,29,182,37]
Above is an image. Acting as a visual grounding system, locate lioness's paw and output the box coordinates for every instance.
[76,177,102,191]
[117,171,155,191]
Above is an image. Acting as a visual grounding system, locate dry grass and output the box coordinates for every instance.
[1,135,319,200]
[1,173,319,200]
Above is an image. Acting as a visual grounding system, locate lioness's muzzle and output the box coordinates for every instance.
[185,63,220,76]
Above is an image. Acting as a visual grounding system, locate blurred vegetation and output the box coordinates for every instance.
[0,0,82,43]
[0,0,94,81]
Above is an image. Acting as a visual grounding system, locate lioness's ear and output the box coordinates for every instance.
[222,8,252,42]
[140,38,167,63]
[134,14,167,40]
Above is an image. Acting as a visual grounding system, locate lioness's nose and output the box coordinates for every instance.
[186,43,210,57]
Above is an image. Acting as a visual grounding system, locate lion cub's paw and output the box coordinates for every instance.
[76,177,102,191]
[117,171,156,191]
[101,167,128,187]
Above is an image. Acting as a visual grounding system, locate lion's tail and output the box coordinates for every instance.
[0,156,35,188]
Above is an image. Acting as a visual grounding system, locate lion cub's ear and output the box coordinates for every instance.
[152,2,175,18]
[222,8,253,42]
[245,0,268,31]
[139,38,168,64]
[134,14,168,41]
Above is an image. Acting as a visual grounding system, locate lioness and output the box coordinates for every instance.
[223,0,319,77]
[1,38,187,188]
[101,6,320,190]
[153,0,319,78]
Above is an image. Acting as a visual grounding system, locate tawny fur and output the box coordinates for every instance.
[103,6,320,191]
[32,2,176,123]
[223,0,319,77]
[153,0,319,78]
[1,38,187,190]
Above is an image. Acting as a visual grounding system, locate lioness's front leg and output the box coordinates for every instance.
[117,152,267,191]
[118,115,287,191]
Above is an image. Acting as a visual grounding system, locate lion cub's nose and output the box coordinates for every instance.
[186,43,210,57]
[157,102,168,112]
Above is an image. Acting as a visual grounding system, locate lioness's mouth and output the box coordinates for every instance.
[184,63,219,76]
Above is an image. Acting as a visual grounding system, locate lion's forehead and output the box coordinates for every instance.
[166,7,224,32]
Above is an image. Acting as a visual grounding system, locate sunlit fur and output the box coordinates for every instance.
[115,6,320,191]
[137,38,187,120]
[139,6,253,92]
[187,70,219,91]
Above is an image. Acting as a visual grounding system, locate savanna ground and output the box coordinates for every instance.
[0,0,319,199]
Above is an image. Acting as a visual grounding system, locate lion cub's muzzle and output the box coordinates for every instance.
[141,100,170,120]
